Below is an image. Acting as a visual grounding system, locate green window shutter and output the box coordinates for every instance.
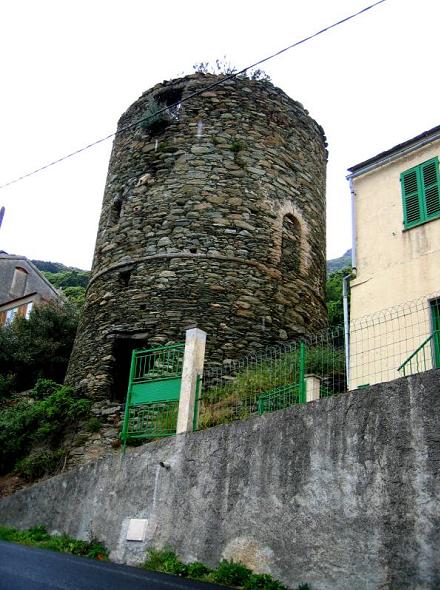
[421,158,440,218]
[401,168,422,227]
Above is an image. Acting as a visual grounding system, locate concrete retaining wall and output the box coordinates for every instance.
[1,371,440,590]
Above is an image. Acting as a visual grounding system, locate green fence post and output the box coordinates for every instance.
[299,341,306,404]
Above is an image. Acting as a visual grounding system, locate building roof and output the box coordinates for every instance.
[0,252,60,306]
[348,124,440,177]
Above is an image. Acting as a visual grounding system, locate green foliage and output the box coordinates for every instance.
[43,270,89,289]
[0,525,108,560]
[211,560,253,587]
[0,301,79,397]
[199,344,346,429]
[244,573,288,590]
[230,141,244,154]
[142,549,302,589]
[143,548,189,576]
[0,374,15,400]
[39,264,88,309]
[61,286,86,308]
[186,561,212,578]
[15,449,67,481]
[326,267,351,328]
[85,416,102,433]
[32,260,87,275]
[141,98,170,133]
[0,382,91,476]
[32,378,60,400]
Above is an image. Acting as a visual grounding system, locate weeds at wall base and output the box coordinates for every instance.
[0,525,109,561]
[142,548,311,590]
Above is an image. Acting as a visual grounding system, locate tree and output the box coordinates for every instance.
[326,267,352,329]
[0,302,79,397]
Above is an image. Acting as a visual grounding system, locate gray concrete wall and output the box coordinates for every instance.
[1,371,440,590]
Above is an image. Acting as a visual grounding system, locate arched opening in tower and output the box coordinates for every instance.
[281,214,302,276]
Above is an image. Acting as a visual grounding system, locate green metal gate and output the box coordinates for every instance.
[120,343,184,447]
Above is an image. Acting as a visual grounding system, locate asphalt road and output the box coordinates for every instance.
[0,541,225,590]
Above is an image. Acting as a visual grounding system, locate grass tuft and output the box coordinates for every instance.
[142,548,309,589]
[0,525,108,561]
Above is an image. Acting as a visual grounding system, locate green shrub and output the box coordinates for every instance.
[85,417,102,433]
[15,449,67,481]
[32,379,60,400]
[0,525,108,560]
[211,559,252,587]
[141,99,169,133]
[143,548,188,576]
[0,383,91,476]
[0,301,79,394]
[142,549,307,589]
[244,573,288,590]
[186,561,212,579]
[43,270,89,289]
[0,373,15,400]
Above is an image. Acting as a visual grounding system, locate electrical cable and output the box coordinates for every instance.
[0,0,387,191]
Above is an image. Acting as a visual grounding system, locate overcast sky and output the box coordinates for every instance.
[0,0,438,270]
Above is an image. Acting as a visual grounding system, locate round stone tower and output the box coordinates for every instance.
[66,73,328,401]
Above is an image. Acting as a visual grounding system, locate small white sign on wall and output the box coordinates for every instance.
[126,518,148,542]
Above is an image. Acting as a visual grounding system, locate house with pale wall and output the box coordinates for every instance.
[0,252,60,325]
[346,125,440,388]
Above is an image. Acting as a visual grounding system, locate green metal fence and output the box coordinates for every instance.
[198,290,440,431]
[349,292,440,387]
[119,292,440,440]
[121,343,184,447]
[199,332,346,430]
[398,330,440,376]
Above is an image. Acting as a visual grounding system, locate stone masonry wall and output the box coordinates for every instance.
[1,371,440,590]
[66,74,327,400]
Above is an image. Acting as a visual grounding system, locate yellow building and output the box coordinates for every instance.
[347,125,440,388]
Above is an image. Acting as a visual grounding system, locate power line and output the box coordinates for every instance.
[0,0,387,191]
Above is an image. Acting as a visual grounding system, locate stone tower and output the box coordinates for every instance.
[66,73,328,401]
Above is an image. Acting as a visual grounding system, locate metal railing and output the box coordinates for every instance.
[198,332,346,430]
[398,330,440,376]
[198,291,440,431]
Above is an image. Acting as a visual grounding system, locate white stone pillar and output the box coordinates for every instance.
[305,374,321,402]
[176,328,207,434]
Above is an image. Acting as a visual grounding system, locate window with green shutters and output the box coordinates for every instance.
[400,156,440,228]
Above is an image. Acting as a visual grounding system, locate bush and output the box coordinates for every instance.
[142,549,301,588]
[15,449,67,481]
[0,301,79,397]
[143,548,188,577]
[0,374,15,401]
[141,99,170,133]
[85,417,102,433]
[244,574,288,590]
[32,379,60,400]
[0,525,108,560]
[211,559,252,587]
[0,382,91,476]
[186,561,212,579]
